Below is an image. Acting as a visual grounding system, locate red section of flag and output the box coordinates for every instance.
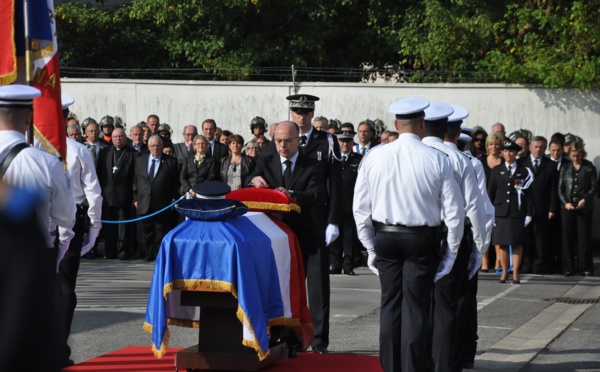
[32,50,65,159]
[0,0,17,85]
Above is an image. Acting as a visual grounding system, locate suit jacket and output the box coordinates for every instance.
[488,163,533,218]
[558,159,598,209]
[517,155,558,216]
[261,127,342,226]
[174,142,194,168]
[179,154,217,195]
[133,153,180,215]
[210,141,228,163]
[219,154,255,186]
[341,152,363,214]
[246,152,326,255]
[97,146,136,208]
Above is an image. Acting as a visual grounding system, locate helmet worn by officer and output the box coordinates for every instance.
[114,115,125,130]
[81,117,97,132]
[250,116,267,135]
[158,123,172,138]
[100,115,115,128]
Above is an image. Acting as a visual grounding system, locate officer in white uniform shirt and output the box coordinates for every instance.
[0,85,75,253]
[56,94,103,367]
[353,97,464,372]
[422,103,489,371]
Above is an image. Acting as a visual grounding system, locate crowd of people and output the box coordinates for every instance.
[1,82,598,372]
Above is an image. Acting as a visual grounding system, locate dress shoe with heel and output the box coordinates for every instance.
[312,345,329,354]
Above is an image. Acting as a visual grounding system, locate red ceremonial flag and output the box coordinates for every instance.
[0,0,65,160]
[0,0,17,85]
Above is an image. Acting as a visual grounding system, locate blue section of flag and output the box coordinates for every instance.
[145,215,284,358]
[15,0,53,56]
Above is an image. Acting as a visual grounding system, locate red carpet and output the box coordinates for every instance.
[63,346,381,372]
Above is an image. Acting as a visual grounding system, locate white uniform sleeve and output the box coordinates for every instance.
[439,157,465,255]
[353,159,375,251]
[462,163,488,254]
[49,158,76,231]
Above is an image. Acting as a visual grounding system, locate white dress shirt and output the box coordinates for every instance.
[353,133,464,253]
[422,138,487,254]
[0,130,76,248]
[57,138,103,255]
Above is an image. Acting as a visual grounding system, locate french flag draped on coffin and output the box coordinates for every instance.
[144,189,313,361]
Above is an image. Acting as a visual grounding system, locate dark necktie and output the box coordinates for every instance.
[208,143,213,156]
[149,159,156,182]
[361,146,366,155]
[283,160,292,188]
[507,165,512,177]
[300,135,307,147]
[533,158,539,173]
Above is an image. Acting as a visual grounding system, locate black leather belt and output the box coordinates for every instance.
[374,222,437,235]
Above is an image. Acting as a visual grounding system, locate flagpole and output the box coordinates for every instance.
[23,0,34,145]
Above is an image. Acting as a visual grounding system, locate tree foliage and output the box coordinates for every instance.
[55,0,600,88]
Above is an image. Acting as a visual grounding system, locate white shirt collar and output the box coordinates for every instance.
[443,141,458,150]
[280,151,299,165]
[423,136,444,144]
[301,127,314,142]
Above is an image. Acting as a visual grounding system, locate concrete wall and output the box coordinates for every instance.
[62,79,600,165]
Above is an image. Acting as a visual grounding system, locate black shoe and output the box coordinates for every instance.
[564,272,572,277]
[499,279,507,284]
[61,359,75,368]
[329,267,341,275]
[312,345,329,354]
[512,279,521,284]
[462,362,474,369]
[343,269,356,276]
[583,271,592,276]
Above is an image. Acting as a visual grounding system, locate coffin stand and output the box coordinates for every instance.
[175,290,288,372]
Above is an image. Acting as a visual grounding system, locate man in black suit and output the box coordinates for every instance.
[174,124,198,168]
[202,119,228,162]
[133,135,180,261]
[518,136,558,274]
[248,120,326,261]
[260,94,342,354]
[97,128,136,260]
[329,130,363,275]
[84,122,108,166]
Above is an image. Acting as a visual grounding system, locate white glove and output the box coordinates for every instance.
[81,227,100,256]
[467,251,482,280]
[367,251,379,276]
[524,216,532,227]
[435,251,457,282]
[325,224,340,246]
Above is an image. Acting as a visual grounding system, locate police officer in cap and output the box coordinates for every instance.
[353,97,464,372]
[261,94,342,354]
[422,102,488,371]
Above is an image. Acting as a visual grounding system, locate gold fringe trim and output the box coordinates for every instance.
[164,279,238,300]
[0,71,16,85]
[236,305,270,361]
[143,322,171,359]
[33,126,64,168]
[167,318,199,328]
[242,201,301,214]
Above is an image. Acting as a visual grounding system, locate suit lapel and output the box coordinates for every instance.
[288,154,307,189]
[269,155,284,187]
[302,130,320,156]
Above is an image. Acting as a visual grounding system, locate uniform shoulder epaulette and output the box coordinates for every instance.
[427,146,449,157]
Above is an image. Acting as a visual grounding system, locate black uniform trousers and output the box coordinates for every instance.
[458,271,479,366]
[431,229,472,372]
[375,228,438,372]
[302,245,331,349]
[58,204,86,362]
[548,211,563,273]
[561,208,593,274]
[329,213,360,272]
[102,205,132,258]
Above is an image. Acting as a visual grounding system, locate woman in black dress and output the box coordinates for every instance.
[180,135,217,196]
[487,140,533,284]
[558,141,597,276]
